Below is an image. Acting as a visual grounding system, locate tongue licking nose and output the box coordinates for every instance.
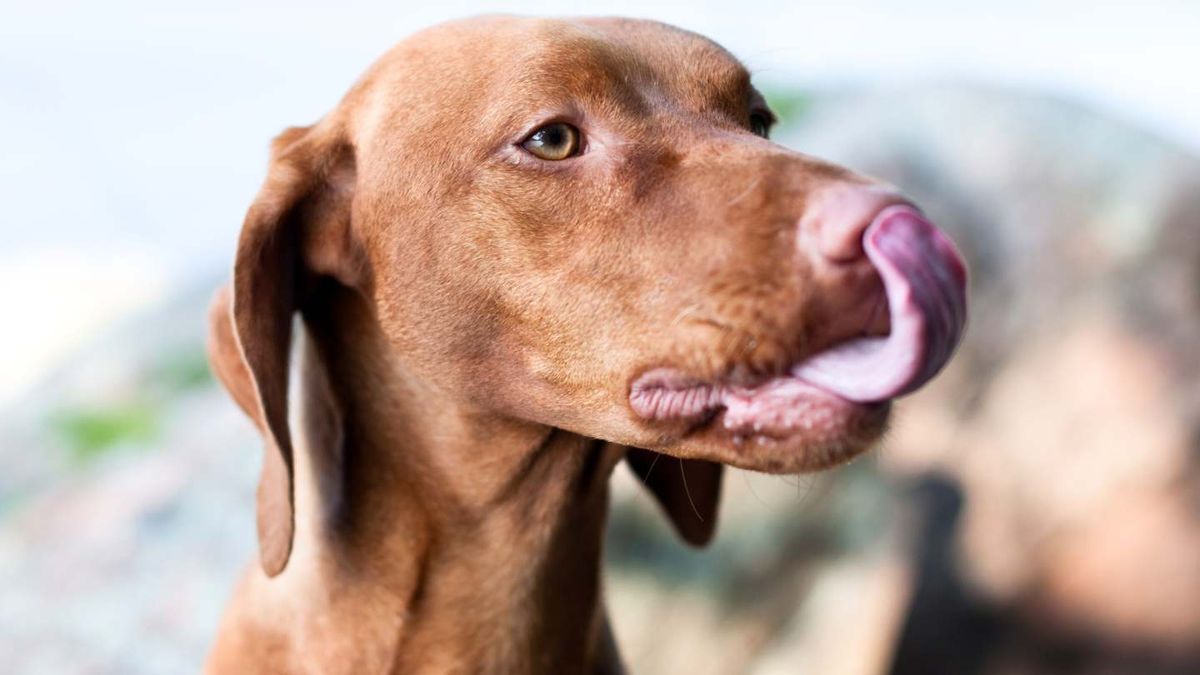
[794,204,968,402]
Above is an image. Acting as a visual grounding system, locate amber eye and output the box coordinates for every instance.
[750,112,771,138]
[521,122,581,160]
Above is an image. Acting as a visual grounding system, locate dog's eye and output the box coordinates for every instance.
[750,112,771,138]
[521,122,581,160]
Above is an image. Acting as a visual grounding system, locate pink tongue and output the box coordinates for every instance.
[792,205,968,402]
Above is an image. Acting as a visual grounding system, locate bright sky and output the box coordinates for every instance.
[1,0,1197,403]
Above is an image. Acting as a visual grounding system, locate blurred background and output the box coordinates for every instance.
[2,1,1199,673]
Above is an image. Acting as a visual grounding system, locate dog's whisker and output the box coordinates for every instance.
[727,177,761,206]
[641,449,663,481]
[678,458,704,523]
[670,303,704,328]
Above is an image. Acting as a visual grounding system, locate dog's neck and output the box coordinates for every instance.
[270,285,626,674]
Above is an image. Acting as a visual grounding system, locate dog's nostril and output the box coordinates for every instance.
[821,221,869,264]
[802,184,912,264]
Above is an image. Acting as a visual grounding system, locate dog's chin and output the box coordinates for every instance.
[630,371,891,474]
[691,399,890,474]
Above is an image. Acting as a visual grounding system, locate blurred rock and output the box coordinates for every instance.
[786,85,1200,673]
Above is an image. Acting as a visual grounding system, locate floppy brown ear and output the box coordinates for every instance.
[624,449,724,546]
[206,123,357,577]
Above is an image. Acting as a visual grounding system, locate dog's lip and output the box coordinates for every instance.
[628,366,887,436]
[628,366,890,472]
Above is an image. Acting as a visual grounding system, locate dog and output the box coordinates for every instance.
[205,15,967,674]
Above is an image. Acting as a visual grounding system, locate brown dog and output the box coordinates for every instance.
[205,15,967,674]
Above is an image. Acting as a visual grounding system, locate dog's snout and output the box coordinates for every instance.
[800,183,913,264]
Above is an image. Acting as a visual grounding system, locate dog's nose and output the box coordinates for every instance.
[792,182,969,403]
[801,183,913,264]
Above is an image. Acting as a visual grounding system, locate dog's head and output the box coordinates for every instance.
[210,16,967,575]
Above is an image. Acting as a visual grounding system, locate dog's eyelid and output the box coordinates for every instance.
[748,108,775,139]
[748,102,776,124]
[516,116,583,141]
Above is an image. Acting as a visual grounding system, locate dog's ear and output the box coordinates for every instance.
[624,449,724,546]
[207,124,358,577]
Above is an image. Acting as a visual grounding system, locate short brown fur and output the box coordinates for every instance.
[207,16,898,673]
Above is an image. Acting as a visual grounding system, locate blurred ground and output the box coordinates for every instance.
[2,85,1199,674]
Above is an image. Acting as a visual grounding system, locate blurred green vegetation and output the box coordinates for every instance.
[762,87,811,128]
[49,402,161,463]
[45,343,213,463]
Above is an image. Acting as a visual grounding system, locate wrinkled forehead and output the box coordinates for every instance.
[513,18,754,113]
[416,17,754,118]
